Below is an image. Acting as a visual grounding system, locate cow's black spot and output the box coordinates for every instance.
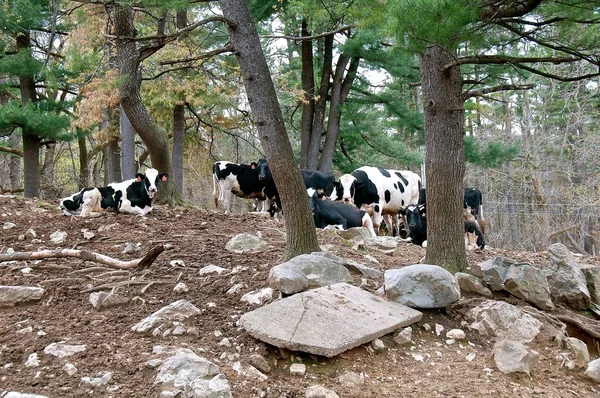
[374,204,380,213]
[385,190,391,203]
[378,168,391,177]
[395,172,409,186]
[394,183,398,190]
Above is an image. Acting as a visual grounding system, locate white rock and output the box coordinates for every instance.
[241,288,273,306]
[337,371,365,387]
[371,339,386,351]
[200,265,227,275]
[3,222,16,230]
[584,358,600,382]
[219,338,232,348]
[43,342,87,358]
[290,363,306,376]
[169,259,185,267]
[435,324,444,336]
[466,353,476,362]
[81,371,113,387]
[446,329,466,340]
[226,284,244,295]
[50,230,68,244]
[173,282,189,293]
[63,363,78,376]
[25,353,40,367]
[394,327,413,345]
[305,384,340,398]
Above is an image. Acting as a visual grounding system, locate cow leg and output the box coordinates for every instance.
[361,214,377,237]
[80,189,101,218]
[223,191,233,214]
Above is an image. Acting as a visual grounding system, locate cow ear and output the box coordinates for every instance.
[251,162,257,169]
[159,173,168,181]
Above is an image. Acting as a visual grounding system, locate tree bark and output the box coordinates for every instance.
[299,19,315,169]
[172,103,185,193]
[78,136,89,189]
[104,136,122,184]
[17,31,40,198]
[9,133,21,191]
[120,107,137,179]
[219,0,320,260]
[420,45,467,273]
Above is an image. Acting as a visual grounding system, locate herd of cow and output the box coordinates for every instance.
[57,160,486,249]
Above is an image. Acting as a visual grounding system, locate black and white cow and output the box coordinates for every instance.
[419,187,486,234]
[212,161,268,213]
[329,166,421,236]
[309,191,376,236]
[59,168,168,217]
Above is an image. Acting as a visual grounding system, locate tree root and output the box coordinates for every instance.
[0,245,165,269]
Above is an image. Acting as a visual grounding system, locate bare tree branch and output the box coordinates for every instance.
[463,83,533,100]
[445,55,577,70]
[263,24,355,42]
[158,45,233,66]
[0,146,23,156]
[480,0,543,21]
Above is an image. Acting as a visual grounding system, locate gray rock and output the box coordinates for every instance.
[199,265,227,275]
[248,354,271,374]
[584,358,600,382]
[268,253,352,295]
[337,371,365,387]
[81,371,113,387]
[393,327,413,345]
[0,286,45,307]
[44,342,87,358]
[241,288,273,306]
[4,393,48,398]
[503,263,554,310]
[89,291,129,309]
[493,340,539,374]
[225,234,266,253]
[545,243,590,310]
[131,300,201,334]
[24,228,37,239]
[455,272,493,297]
[384,264,460,308]
[49,230,68,244]
[344,259,383,279]
[239,283,422,357]
[471,256,516,290]
[305,385,340,398]
[336,227,373,241]
[364,236,398,253]
[3,222,16,230]
[173,282,189,294]
[290,363,306,375]
[155,351,232,398]
[582,265,600,304]
[123,242,141,254]
[467,300,542,343]
[556,334,590,362]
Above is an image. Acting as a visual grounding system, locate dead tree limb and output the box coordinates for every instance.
[0,245,165,269]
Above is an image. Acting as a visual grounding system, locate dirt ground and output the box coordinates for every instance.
[1,195,600,397]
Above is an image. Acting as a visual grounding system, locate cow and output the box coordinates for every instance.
[329,166,421,236]
[400,203,485,249]
[59,168,168,217]
[255,159,337,217]
[309,191,376,236]
[419,187,486,235]
[212,161,268,213]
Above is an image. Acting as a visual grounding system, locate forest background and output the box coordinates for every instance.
[1,0,599,258]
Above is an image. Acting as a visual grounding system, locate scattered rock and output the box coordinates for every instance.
[364,236,398,253]
[123,242,141,254]
[545,243,591,310]
[290,363,306,376]
[173,282,189,293]
[305,384,340,398]
[225,233,266,253]
[394,327,413,345]
[336,227,373,241]
[241,288,273,305]
[503,262,554,310]
[384,264,461,308]
[3,393,48,398]
[81,371,113,387]
[199,265,227,275]
[131,300,201,334]
[446,329,466,340]
[3,222,16,230]
[493,340,539,375]
[25,353,40,367]
[584,358,600,382]
[455,272,493,297]
[337,371,365,388]
[470,256,516,291]
[467,300,542,343]
[249,354,271,374]
[0,285,45,307]
[89,291,129,310]
[49,230,68,244]
[44,342,87,358]
[24,228,37,239]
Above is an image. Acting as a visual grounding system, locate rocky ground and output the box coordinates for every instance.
[1,194,600,397]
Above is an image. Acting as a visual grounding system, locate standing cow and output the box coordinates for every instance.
[212,161,269,213]
[59,168,168,217]
[329,166,421,236]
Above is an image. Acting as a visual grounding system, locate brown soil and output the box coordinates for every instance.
[1,195,599,397]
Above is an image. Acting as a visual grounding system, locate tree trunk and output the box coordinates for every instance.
[112,4,180,204]
[17,31,40,198]
[420,45,467,273]
[318,55,359,172]
[120,107,137,179]
[503,101,519,246]
[104,136,122,184]
[40,143,56,198]
[307,35,333,170]
[172,103,185,192]
[78,136,89,189]
[9,133,21,191]
[299,19,315,169]
[219,0,320,260]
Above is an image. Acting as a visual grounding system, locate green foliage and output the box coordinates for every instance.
[0,48,43,77]
[0,0,50,33]
[464,135,519,168]
[0,100,72,140]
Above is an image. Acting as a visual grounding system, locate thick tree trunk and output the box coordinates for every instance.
[9,133,21,191]
[40,143,56,198]
[299,20,315,169]
[172,103,185,192]
[78,136,89,189]
[318,55,359,172]
[103,136,122,184]
[113,4,180,204]
[120,107,137,179]
[504,101,519,246]
[219,0,320,260]
[18,31,40,198]
[420,45,467,273]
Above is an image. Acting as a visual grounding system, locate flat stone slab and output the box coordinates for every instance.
[239,283,422,357]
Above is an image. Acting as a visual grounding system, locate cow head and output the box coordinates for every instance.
[256,159,271,181]
[400,204,426,232]
[140,168,168,198]
[329,174,361,204]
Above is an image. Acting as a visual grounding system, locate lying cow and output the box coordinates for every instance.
[59,169,168,217]
[309,190,376,236]
[212,161,267,213]
[400,204,484,249]
[330,166,421,236]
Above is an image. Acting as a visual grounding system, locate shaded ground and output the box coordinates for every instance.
[1,195,600,397]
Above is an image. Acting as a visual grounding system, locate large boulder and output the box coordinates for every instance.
[455,272,492,297]
[544,243,590,310]
[470,256,516,291]
[239,283,422,357]
[581,264,600,304]
[268,253,352,295]
[493,340,539,375]
[384,264,460,308]
[467,300,542,343]
[503,263,554,311]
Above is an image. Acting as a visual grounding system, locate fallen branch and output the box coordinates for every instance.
[0,245,165,269]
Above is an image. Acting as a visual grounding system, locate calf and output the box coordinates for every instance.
[212,161,267,213]
[329,166,421,236]
[59,168,168,217]
[309,192,376,236]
